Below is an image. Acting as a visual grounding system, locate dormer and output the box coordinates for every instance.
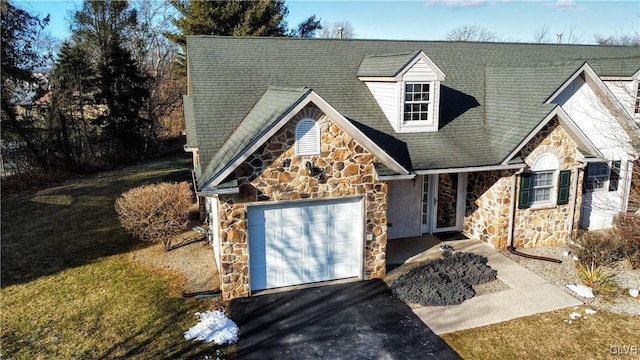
[358,50,446,133]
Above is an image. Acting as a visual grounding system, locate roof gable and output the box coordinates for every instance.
[199,88,410,191]
[357,50,445,81]
[200,87,310,189]
[502,106,603,165]
[547,62,640,148]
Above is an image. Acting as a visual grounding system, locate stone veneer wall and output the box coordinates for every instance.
[215,104,388,300]
[464,170,514,249]
[513,118,582,248]
[464,118,586,249]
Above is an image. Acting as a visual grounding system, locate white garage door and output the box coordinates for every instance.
[248,197,363,291]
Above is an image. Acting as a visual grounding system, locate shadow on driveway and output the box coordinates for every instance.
[230,279,461,359]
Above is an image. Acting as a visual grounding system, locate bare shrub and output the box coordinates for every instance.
[570,230,623,266]
[115,181,192,251]
[613,213,640,269]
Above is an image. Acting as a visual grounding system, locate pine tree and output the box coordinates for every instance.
[95,41,149,158]
[167,0,321,74]
[70,0,149,161]
[50,41,99,167]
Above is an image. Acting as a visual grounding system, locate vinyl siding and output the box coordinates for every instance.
[603,80,636,117]
[403,59,438,82]
[365,81,400,131]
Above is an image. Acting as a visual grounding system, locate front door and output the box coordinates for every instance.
[421,173,466,234]
[435,173,463,232]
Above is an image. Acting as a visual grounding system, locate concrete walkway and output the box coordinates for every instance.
[386,236,583,335]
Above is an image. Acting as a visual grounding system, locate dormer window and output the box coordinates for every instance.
[358,50,446,134]
[404,82,432,122]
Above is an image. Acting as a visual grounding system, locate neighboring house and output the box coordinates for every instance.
[184,36,640,300]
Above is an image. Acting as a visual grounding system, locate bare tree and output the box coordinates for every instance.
[130,0,184,141]
[444,24,501,42]
[533,25,550,43]
[319,20,356,39]
[595,33,640,46]
[557,25,582,44]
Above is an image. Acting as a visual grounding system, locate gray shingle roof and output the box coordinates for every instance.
[199,86,310,188]
[183,95,197,148]
[186,36,640,185]
[357,50,421,77]
[484,61,584,161]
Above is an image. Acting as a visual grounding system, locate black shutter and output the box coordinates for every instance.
[518,172,532,209]
[609,160,621,192]
[557,170,571,205]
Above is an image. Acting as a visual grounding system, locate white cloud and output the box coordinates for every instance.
[554,0,577,9]
[426,0,487,9]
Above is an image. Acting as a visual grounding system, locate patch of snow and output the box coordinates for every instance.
[566,284,594,298]
[184,310,238,345]
[569,312,582,320]
[585,308,597,315]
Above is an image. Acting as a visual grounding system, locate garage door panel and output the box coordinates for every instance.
[334,240,354,255]
[307,243,330,260]
[281,246,304,262]
[249,198,362,291]
[334,220,354,235]
[279,225,303,242]
[309,224,331,237]
[306,264,330,282]
[281,206,306,221]
[334,261,356,278]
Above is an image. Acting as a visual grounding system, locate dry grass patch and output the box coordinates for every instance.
[1,255,229,359]
[131,239,220,295]
[442,307,640,359]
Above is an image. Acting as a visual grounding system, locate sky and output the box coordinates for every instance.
[18,0,640,45]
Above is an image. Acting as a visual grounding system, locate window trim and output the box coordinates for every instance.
[531,170,556,206]
[585,162,610,191]
[530,154,559,207]
[402,81,434,125]
[585,160,621,192]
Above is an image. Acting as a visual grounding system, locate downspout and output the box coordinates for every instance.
[622,159,633,213]
[507,168,525,247]
[569,162,588,237]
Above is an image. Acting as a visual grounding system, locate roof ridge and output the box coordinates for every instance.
[362,50,421,59]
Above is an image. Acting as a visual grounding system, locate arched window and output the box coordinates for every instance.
[530,153,559,205]
[295,118,320,155]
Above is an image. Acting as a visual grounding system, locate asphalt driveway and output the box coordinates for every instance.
[229,279,460,359]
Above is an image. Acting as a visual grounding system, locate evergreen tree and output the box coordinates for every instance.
[50,41,99,167]
[167,0,321,74]
[96,41,149,158]
[70,0,149,161]
[291,15,322,38]
[1,0,51,171]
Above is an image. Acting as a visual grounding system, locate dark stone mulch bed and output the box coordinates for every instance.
[391,252,497,306]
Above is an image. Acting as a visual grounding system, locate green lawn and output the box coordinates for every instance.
[1,155,233,359]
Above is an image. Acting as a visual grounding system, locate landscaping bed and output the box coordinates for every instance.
[503,246,640,315]
[390,252,498,306]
